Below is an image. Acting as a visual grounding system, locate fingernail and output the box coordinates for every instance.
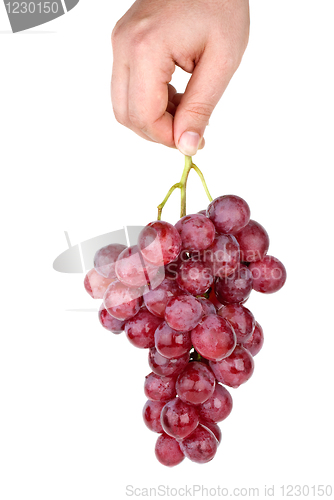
[178,131,201,156]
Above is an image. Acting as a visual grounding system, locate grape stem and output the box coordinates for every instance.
[157,156,213,220]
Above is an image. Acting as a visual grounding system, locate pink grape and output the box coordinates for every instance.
[197,210,207,216]
[98,303,125,334]
[103,280,143,321]
[198,383,233,423]
[176,362,216,405]
[148,348,190,377]
[155,433,185,467]
[115,245,162,288]
[207,195,250,235]
[209,346,254,388]
[144,372,177,402]
[138,221,182,266]
[84,268,115,299]
[155,322,192,359]
[191,314,236,361]
[165,295,202,332]
[200,421,222,444]
[235,219,270,262]
[243,321,264,356]
[197,297,217,316]
[143,400,165,433]
[218,304,255,344]
[176,258,213,295]
[143,278,182,318]
[175,213,215,251]
[94,243,126,279]
[179,424,218,464]
[125,309,163,349]
[214,264,253,304]
[202,234,240,278]
[161,398,199,439]
[249,255,287,293]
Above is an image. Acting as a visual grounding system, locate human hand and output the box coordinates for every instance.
[111,0,249,156]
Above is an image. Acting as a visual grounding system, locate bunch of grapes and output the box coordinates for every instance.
[84,193,286,466]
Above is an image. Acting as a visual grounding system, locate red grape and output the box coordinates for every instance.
[202,234,240,278]
[155,433,185,467]
[207,195,250,235]
[198,383,233,423]
[218,304,255,344]
[209,345,254,388]
[214,264,253,304]
[243,321,264,356]
[200,421,222,444]
[138,221,182,266]
[84,269,115,299]
[103,280,143,321]
[144,372,177,402]
[176,258,213,295]
[148,348,190,377]
[94,243,126,279]
[179,424,218,463]
[155,322,192,359]
[176,361,216,405]
[161,398,199,439]
[249,255,287,293]
[165,295,202,332]
[115,245,162,288]
[197,297,217,316]
[175,213,215,251]
[143,400,165,433]
[235,220,269,262]
[98,303,125,334]
[125,309,163,349]
[143,278,182,318]
[191,314,236,361]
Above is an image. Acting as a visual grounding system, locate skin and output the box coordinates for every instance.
[111,0,250,155]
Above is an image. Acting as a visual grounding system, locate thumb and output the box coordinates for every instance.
[174,49,237,156]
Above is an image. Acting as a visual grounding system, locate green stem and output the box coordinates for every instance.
[157,183,180,221]
[191,163,213,203]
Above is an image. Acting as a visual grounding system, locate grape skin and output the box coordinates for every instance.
[84,269,115,299]
[209,345,254,388]
[103,280,143,321]
[207,195,250,235]
[218,303,255,344]
[214,263,253,305]
[155,433,185,467]
[155,321,192,359]
[176,361,216,405]
[179,424,218,464]
[200,421,222,444]
[161,398,199,439]
[164,295,203,332]
[98,303,125,334]
[115,245,162,288]
[94,243,126,279]
[148,348,190,377]
[143,400,165,433]
[175,213,215,251]
[243,321,264,356]
[176,258,213,295]
[235,219,269,263]
[144,372,177,402]
[125,309,163,349]
[249,255,287,294]
[196,297,217,316]
[202,234,240,278]
[191,314,237,361]
[138,221,182,266]
[143,278,182,318]
[198,383,233,423]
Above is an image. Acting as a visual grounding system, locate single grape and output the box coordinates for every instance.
[176,361,216,405]
[235,220,269,262]
[164,250,189,280]
[202,234,240,278]
[196,297,217,316]
[155,322,192,359]
[103,280,143,321]
[148,348,190,377]
[200,421,222,444]
[209,345,254,388]
[165,295,202,332]
[94,243,126,279]
[197,210,207,216]
[155,433,185,467]
[198,383,233,423]
[144,372,177,402]
[175,213,215,251]
[179,424,218,464]
[214,264,253,304]
[98,303,125,334]
[191,314,236,361]
[249,255,287,293]
[161,398,199,440]
[125,309,163,349]
[243,321,264,356]
[115,245,162,288]
[176,258,213,295]
[84,268,115,299]
[208,287,223,310]
[142,400,165,433]
[217,304,255,344]
[138,221,182,266]
[207,195,250,235]
[143,278,182,318]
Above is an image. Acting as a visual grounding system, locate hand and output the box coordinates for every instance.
[111,0,249,155]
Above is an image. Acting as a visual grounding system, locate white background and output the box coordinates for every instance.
[1,1,333,499]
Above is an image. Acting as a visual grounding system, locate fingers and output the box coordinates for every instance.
[173,47,238,156]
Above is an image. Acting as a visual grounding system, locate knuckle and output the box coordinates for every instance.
[128,112,148,131]
[111,20,123,47]
[183,103,213,121]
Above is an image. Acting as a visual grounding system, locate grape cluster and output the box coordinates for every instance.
[84,194,286,466]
